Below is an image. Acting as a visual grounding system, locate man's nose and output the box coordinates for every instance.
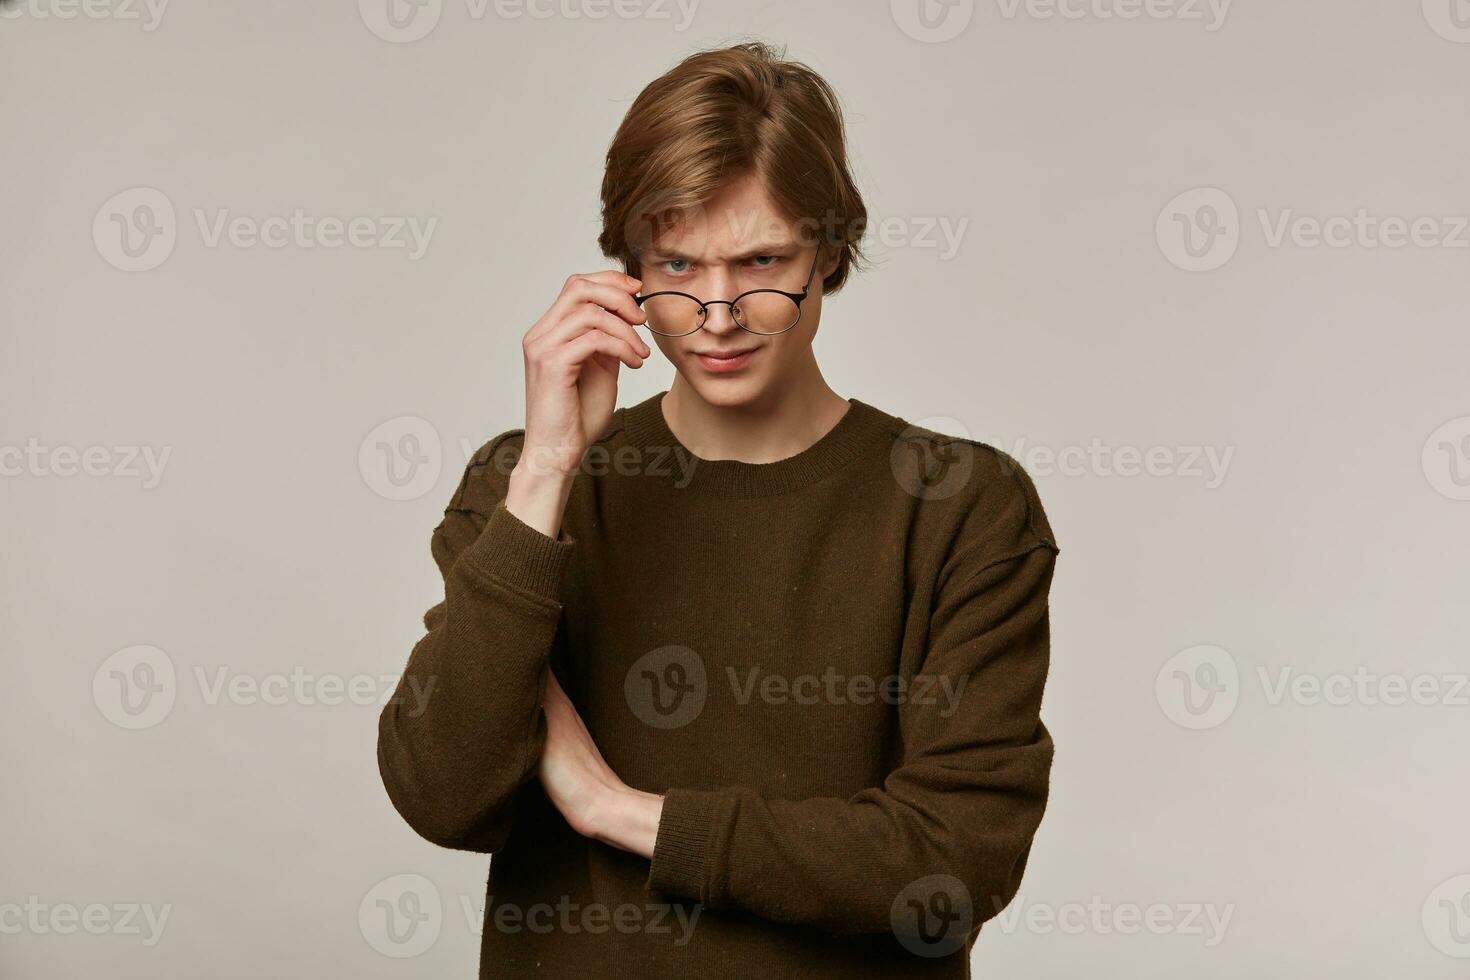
[701,300,742,333]
[699,271,743,332]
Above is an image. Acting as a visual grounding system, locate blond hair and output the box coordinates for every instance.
[598,41,868,296]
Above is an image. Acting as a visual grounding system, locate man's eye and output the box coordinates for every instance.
[749,255,779,269]
[663,259,691,274]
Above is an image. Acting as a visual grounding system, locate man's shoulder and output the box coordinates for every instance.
[876,409,1058,556]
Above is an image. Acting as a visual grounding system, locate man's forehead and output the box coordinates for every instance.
[644,201,803,260]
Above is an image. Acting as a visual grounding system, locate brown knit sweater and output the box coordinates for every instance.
[378,390,1059,978]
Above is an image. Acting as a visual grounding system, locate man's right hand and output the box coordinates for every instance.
[506,271,652,539]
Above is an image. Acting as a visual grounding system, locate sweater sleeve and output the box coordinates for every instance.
[377,431,575,853]
[646,457,1058,945]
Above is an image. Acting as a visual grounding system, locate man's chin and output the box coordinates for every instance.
[682,371,769,409]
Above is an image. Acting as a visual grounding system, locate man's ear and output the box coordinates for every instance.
[818,246,841,284]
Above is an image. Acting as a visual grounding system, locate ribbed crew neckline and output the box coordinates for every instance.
[618,390,895,497]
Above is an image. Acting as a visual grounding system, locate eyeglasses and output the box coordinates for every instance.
[633,247,822,337]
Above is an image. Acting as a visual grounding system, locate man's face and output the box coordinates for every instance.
[637,172,835,409]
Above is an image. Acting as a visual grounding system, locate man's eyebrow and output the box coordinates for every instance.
[647,242,798,263]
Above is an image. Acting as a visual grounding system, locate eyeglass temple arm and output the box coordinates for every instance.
[799,244,823,296]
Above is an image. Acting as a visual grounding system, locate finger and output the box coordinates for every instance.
[528,306,646,369]
[555,273,647,329]
[560,269,640,290]
[537,312,644,371]
[545,303,651,361]
[560,327,645,372]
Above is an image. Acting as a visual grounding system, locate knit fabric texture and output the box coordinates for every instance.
[378,390,1060,978]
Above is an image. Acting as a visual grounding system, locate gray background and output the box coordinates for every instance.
[3,0,1468,976]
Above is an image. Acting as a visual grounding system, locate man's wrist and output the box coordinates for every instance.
[512,441,583,481]
[587,784,664,859]
[504,461,575,540]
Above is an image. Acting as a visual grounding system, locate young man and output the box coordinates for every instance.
[378,41,1059,978]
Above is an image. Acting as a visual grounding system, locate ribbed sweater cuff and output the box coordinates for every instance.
[458,500,575,603]
[646,787,726,903]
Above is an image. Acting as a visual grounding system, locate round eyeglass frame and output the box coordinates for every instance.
[632,247,823,337]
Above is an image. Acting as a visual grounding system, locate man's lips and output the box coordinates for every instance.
[696,348,757,359]
[694,347,759,372]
